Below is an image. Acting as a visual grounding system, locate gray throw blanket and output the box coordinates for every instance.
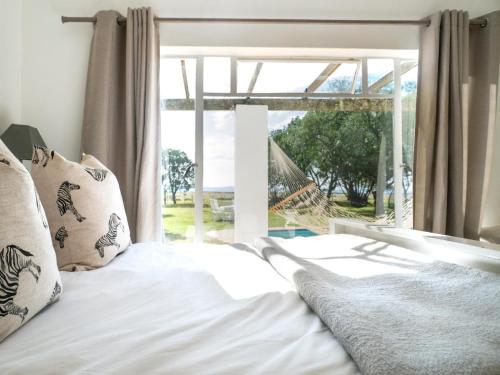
[255,236,500,375]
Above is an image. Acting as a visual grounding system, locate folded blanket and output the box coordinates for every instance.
[255,235,500,375]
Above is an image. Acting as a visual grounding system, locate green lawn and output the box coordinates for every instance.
[163,201,289,242]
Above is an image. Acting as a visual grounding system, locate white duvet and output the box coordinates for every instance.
[0,242,358,375]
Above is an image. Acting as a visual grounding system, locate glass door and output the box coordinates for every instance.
[160,58,197,242]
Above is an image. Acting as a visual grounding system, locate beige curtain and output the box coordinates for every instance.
[466,11,500,239]
[414,10,499,239]
[81,8,162,243]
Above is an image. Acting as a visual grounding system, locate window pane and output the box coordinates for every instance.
[160,58,196,99]
[161,111,196,242]
[204,57,231,93]
[203,111,235,244]
[401,63,418,96]
[368,58,394,94]
[250,62,329,93]
[237,61,258,93]
[269,108,394,238]
[317,62,361,93]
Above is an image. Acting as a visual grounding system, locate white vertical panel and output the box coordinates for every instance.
[194,57,204,242]
[393,58,403,227]
[361,58,369,95]
[235,105,268,243]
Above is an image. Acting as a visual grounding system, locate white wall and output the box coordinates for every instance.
[15,0,500,160]
[0,0,22,134]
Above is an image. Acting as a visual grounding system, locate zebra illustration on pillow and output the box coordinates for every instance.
[57,181,86,222]
[0,245,41,322]
[95,213,125,258]
[55,226,68,248]
[84,167,108,182]
[46,281,61,306]
[32,145,54,168]
[0,158,10,166]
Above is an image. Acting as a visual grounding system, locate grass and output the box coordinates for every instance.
[163,200,289,242]
[163,192,393,242]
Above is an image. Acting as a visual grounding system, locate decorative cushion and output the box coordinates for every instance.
[31,148,131,271]
[0,140,62,342]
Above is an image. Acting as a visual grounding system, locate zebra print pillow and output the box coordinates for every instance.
[0,140,62,342]
[31,149,131,271]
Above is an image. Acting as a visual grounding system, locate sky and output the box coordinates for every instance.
[160,57,417,189]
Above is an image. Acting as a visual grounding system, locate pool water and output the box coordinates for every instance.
[268,228,318,239]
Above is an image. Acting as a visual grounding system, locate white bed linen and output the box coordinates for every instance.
[0,242,358,375]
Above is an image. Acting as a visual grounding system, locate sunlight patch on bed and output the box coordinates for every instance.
[179,244,293,300]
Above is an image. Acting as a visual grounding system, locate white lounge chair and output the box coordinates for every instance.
[210,198,234,222]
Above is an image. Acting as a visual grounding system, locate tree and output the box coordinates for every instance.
[271,110,393,207]
[335,111,392,206]
[271,113,344,198]
[161,149,194,205]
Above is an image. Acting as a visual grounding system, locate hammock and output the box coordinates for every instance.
[268,138,412,234]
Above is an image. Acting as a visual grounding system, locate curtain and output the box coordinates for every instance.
[414,10,499,239]
[81,8,162,243]
[466,11,500,239]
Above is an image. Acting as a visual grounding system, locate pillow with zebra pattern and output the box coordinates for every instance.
[0,140,62,342]
[31,149,131,271]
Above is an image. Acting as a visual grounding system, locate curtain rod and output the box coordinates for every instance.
[60,16,488,27]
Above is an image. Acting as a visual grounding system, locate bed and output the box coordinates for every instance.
[0,242,359,374]
[2,220,499,375]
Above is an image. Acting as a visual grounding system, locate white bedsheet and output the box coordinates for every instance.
[0,242,358,375]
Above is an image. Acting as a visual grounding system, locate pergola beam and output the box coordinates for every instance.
[305,63,340,93]
[351,63,361,94]
[369,61,417,93]
[161,98,396,112]
[247,62,263,93]
[180,59,190,99]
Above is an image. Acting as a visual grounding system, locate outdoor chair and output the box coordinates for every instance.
[210,198,234,222]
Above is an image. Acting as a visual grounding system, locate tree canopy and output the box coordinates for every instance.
[271,110,393,207]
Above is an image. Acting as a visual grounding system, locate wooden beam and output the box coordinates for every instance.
[181,59,190,99]
[351,63,361,94]
[305,63,340,93]
[204,92,392,98]
[247,62,263,93]
[161,98,396,112]
[369,61,417,93]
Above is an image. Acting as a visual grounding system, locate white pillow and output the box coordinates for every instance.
[0,140,62,342]
[31,149,131,271]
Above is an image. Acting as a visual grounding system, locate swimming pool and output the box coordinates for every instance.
[268,228,318,239]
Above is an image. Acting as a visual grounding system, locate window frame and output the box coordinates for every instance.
[161,54,417,241]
